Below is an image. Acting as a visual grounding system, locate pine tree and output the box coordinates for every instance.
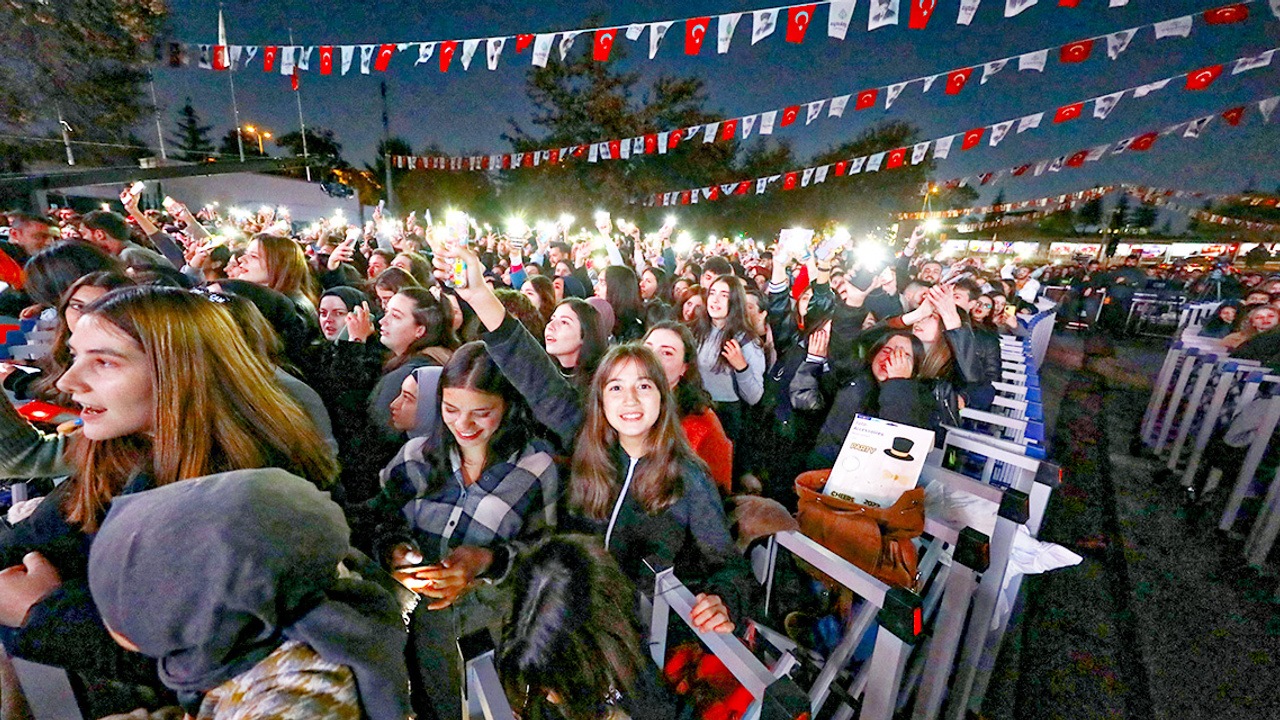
[1078,197,1104,227]
[1110,195,1131,230]
[171,99,215,161]
[984,190,1007,223]
[1132,201,1159,229]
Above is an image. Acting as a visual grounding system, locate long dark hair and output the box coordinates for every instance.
[418,341,541,496]
[25,241,122,307]
[555,298,608,383]
[642,266,673,305]
[35,271,134,402]
[694,274,761,372]
[645,321,711,417]
[604,265,644,334]
[385,287,458,371]
[570,344,705,519]
[865,330,925,380]
[526,275,556,322]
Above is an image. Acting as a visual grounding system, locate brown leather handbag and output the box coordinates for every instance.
[793,469,925,590]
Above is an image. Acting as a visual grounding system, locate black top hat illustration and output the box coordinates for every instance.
[884,437,915,462]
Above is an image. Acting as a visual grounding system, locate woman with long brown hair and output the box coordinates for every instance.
[0,286,337,696]
[238,232,320,326]
[693,273,765,476]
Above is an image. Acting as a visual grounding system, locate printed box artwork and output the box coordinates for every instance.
[823,415,935,508]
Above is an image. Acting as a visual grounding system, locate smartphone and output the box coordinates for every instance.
[450,258,468,289]
[1004,306,1017,319]
[161,196,179,213]
[814,236,840,262]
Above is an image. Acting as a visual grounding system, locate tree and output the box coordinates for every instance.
[218,129,265,159]
[1132,200,1159,229]
[276,128,344,169]
[1078,197,1104,227]
[1110,195,1130,230]
[984,190,1007,224]
[171,99,215,162]
[0,1,166,169]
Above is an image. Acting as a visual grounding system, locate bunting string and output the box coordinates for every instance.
[387,4,1267,171]
[900,184,1279,219]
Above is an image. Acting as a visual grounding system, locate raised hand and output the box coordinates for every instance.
[345,301,375,342]
[721,338,748,372]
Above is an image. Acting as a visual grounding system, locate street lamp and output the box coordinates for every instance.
[240,125,271,155]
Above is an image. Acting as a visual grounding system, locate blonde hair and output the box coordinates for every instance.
[569,344,704,520]
[65,287,337,530]
[253,233,318,305]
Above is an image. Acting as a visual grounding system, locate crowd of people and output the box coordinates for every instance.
[0,190,1260,720]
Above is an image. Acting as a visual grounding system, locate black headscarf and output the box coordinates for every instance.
[88,469,413,720]
[322,285,370,312]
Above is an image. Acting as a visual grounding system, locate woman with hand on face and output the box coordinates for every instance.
[236,233,320,336]
[0,287,337,706]
[427,243,754,641]
[362,342,559,720]
[316,286,369,342]
[693,274,765,465]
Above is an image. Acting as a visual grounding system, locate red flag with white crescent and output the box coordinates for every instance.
[1131,133,1158,151]
[668,129,683,150]
[1060,39,1093,63]
[213,46,230,71]
[1066,150,1088,168]
[834,160,847,176]
[721,119,739,141]
[439,41,457,72]
[1185,65,1223,90]
[319,46,333,74]
[374,44,395,72]
[264,46,278,72]
[516,34,534,53]
[783,172,798,190]
[608,140,622,159]
[855,89,879,110]
[644,134,658,154]
[909,0,937,30]
[785,5,817,43]
[780,106,800,126]
[686,17,711,55]
[1059,0,1082,6]
[945,68,974,95]
[736,182,750,195]
[1221,106,1246,126]
[1203,3,1249,24]
[1054,102,1084,123]
[886,148,907,168]
[594,29,618,61]
[961,128,985,150]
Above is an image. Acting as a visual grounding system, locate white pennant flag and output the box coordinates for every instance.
[912,141,931,164]
[934,135,955,160]
[1086,145,1109,161]
[752,9,778,44]
[461,39,481,70]
[759,110,778,135]
[849,156,867,174]
[815,165,830,183]
[828,0,856,39]
[990,120,1015,146]
[801,168,815,187]
[1106,29,1137,60]
[657,132,669,154]
[1112,136,1136,154]
[618,141,630,160]
[921,75,940,92]
[981,59,1008,84]
[756,177,771,194]
[869,0,900,30]
[1016,112,1043,133]
[1018,50,1048,72]
[1034,160,1049,176]
[1093,91,1124,120]
[297,47,314,71]
[559,32,579,61]
[1048,156,1065,173]
[742,115,758,137]
[589,144,600,163]
[866,152,886,172]
[720,183,737,196]
[486,38,506,70]
[625,24,645,41]
[279,46,296,75]
[197,44,212,70]
[870,0,901,30]
[1234,50,1275,75]
[1183,115,1213,138]
[1110,0,1129,6]
[1161,123,1186,136]
[532,34,554,67]
[339,46,354,74]
[230,46,244,67]
[703,123,719,143]
[1154,16,1193,39]
[1133,78,1171,98]
[806,101,825,124]
[633,137,644,155]
[1272,0,1280,21]
[1260,96,1280,123]
[415,43,435,66]
[718,13,742,54]
[829,95,851,117]
[649,22,674,58]
[886,82,907,108]
[1005,0,1037,18]
[359,45,375,74]
[957,0,982,25]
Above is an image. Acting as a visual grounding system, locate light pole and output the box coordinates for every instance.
[242,125,271,155]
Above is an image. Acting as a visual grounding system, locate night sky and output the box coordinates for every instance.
[152,0,1280,209]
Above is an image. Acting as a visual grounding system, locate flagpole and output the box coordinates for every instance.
[221,5,245,162]
[288,27,311,181]
[148,73,167,160]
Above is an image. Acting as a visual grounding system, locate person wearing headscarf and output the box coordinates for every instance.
[88,469,413,720]
[319,286,372,342]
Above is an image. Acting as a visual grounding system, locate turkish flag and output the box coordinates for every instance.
[1131,133,1158,151]
[855,89,879,110]
[686,17,711,55]
[961,128,985,150]
[440,41,457,72]
[1221,106,1246,126]
[291,69,299,91]
[886,148,907,168]
[608,140,622,159]
[319,46,333,75]
[1060,40,1093,63]
[780,106,800,127]
[1066,150,1088,168]
[834,160,847,176]
[945,68,974,95]
[524,153,534,167]
[680,191,691,205]
[548,149,559,164]
[721,119,738,140]
[644,134,658,154]
[1059,0,1082,6]
[501,155,512,169]
[516,34,535,53]
[212,46,230,71]
[909,0,938,30]
[594,29,618,61]
[573,145,587,157]
[1054,102,1084,123]
[1185,64,1223,90]
[264,46,278,72]
[783,172,798,190]
[1203,3,1249,24]
[374,44,395,72]
[1013,164,1032,176]
[709,186,721,201]
[785,5,817,43]
[668,129,683,150]
[736,182,750,195]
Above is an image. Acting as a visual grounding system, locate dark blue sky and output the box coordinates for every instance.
[154,0,1280,207]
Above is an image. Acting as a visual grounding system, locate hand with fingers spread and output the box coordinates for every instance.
[721,338,748,372]
[691,593,735,634]
[807,320,832,359]
[345,301,375,343]
[881,347,915,381]
[925,283,962,330]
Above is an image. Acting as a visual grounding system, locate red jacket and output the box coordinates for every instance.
[682,408,734,497]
